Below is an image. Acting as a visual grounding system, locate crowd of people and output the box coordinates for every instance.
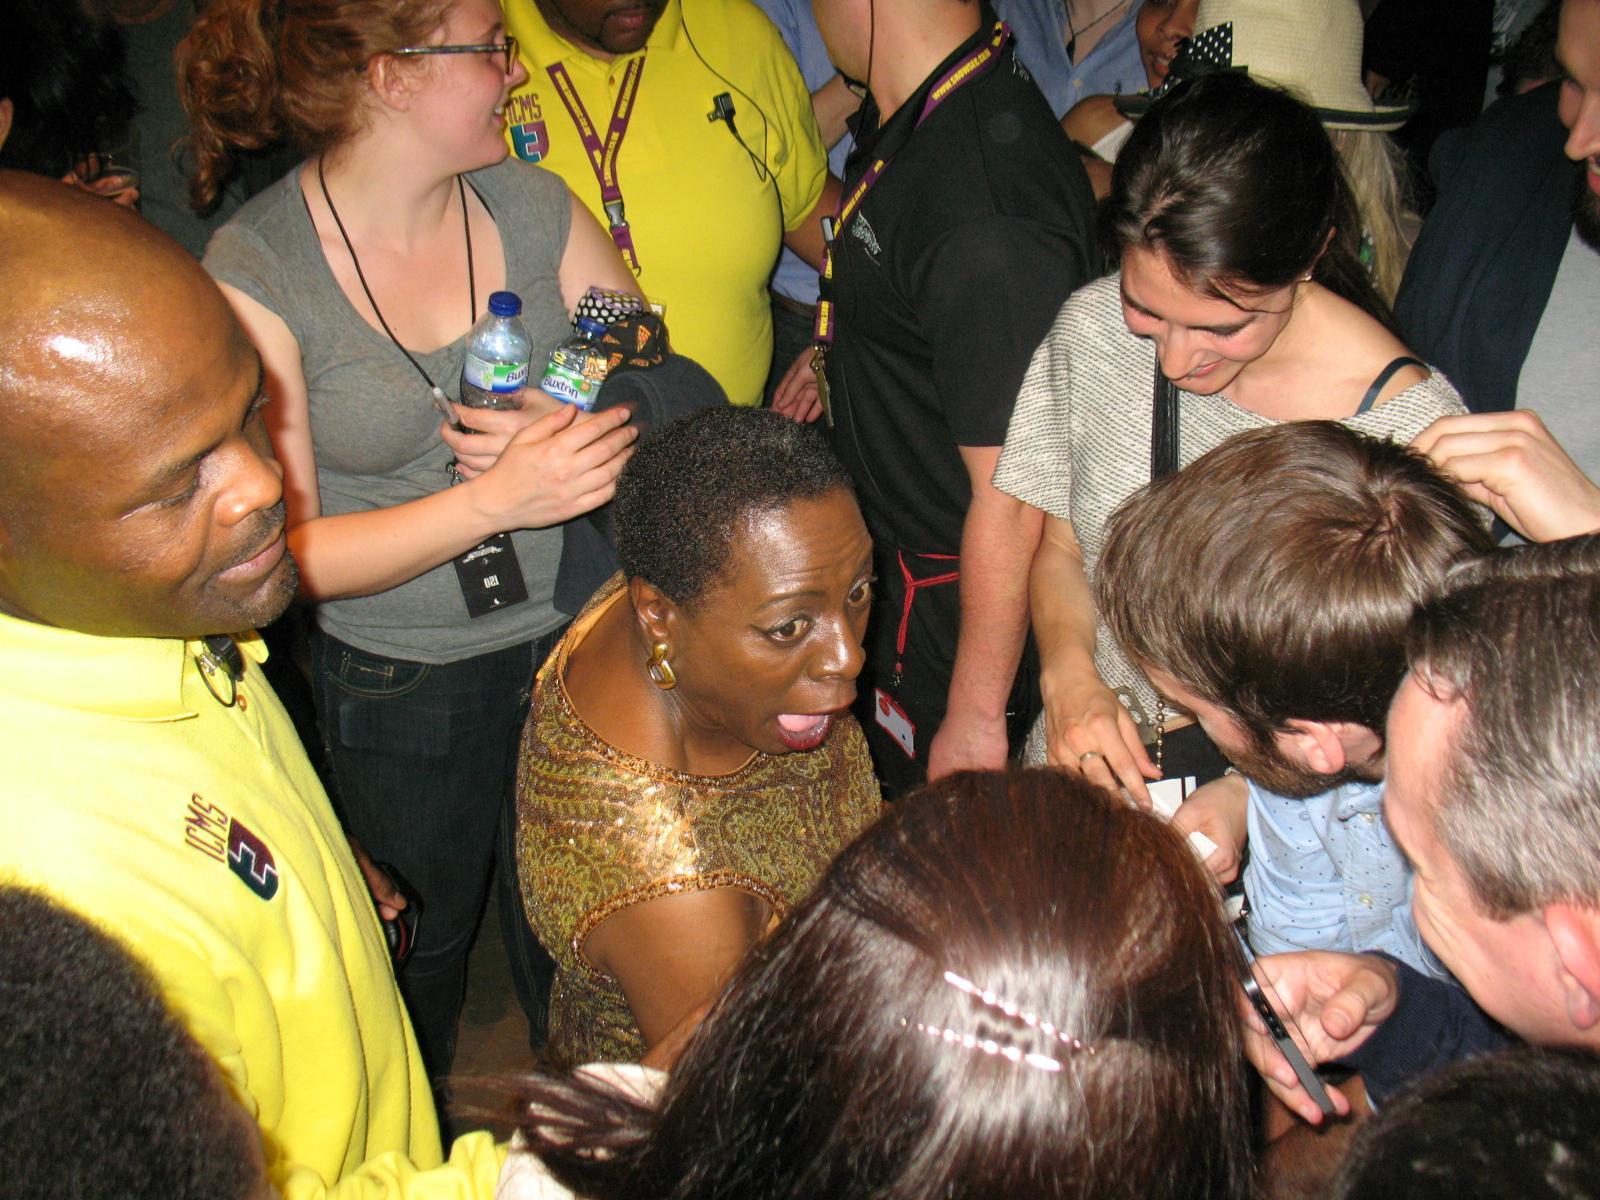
[2,0,1599,1196]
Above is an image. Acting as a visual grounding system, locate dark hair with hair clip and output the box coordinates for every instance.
[0,0,134,180]
[613,405,854,608]
[500,767,1254,1200]
[1105,70,1393,327]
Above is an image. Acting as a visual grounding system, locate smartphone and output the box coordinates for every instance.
[1231,924,1338,1119]
[373,859,422,966]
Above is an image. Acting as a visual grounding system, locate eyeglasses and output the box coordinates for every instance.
[390,35,520,75]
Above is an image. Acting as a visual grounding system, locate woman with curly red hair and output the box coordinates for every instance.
[181,0,640,1082]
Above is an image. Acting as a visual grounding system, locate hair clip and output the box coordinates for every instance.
[903,1017,1066,1073]
[942,970,1097,1056]
[899,970,1095,1074]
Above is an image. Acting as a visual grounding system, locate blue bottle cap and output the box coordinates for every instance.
[487,290,522,317]
[575,316,607,338]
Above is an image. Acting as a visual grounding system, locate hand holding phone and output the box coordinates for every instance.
[1234,945,1400,1124]
[1232,926,1337,1119]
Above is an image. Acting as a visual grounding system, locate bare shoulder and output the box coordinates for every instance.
[586,884,770,976]
[1316,289,1432,407]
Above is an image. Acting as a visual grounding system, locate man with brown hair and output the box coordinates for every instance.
[1094,422,1492,968]
[1249,533,1600,1119]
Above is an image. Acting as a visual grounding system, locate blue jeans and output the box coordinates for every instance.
[311,629,560,1078]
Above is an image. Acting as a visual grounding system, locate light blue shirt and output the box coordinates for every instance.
[1244,778,1448,978]
[997,0,1146,119]
[756,0,1144,304]
[753,0,855,306]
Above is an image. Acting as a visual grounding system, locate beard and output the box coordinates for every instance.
[1575,171,1600,254]
[1222,726,1377,800]
[204,501,299,634]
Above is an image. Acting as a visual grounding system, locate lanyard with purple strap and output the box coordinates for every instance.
[547,56,646,273]
[809,20,1013,425]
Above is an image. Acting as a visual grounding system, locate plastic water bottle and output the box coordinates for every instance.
[460,291,532,409]
[538,316,611,410]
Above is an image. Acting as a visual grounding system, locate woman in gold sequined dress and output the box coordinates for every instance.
[515,407,883,1067]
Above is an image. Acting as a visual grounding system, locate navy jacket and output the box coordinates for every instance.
[1340,956,1512,1106]
[1395,81,1580,414]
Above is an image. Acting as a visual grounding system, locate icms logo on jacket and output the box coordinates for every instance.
[182,794,280,902]
[506,93,550,163]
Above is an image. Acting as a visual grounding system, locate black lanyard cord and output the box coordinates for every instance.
[317,157,476,399]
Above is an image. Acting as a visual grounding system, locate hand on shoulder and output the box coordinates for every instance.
[1412,410,1600,542]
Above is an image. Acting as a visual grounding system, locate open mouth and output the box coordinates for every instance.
[775,711,837,752]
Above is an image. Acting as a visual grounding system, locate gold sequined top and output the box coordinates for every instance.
[515,576,882,1067]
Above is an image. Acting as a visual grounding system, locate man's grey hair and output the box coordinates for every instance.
[1406,534,1600,917]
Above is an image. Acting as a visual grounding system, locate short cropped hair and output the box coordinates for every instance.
[1406,534,1600,916]
[1333,1046,1600,1199]
[613,405,854,608]
[1096,422,1491,745]
[0,885,263,1199]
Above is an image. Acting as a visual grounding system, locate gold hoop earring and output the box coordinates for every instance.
[647,641,677,690]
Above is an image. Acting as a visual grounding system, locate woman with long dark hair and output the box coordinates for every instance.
[501,767,1253,1200]
[994,70,1467,804]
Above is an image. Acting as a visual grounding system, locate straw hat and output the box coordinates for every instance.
[1115,0,1415,131]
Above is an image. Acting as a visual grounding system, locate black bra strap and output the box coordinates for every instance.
[1356,356,1427,414]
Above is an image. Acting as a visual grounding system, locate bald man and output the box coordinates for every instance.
[0,173,503,1198]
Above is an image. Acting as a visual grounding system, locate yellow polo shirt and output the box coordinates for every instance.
[502,0,826,405]
[0,614,503,1199]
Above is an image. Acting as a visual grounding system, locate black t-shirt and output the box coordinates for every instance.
[824,15,1097,553]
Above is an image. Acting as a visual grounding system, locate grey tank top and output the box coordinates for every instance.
[205,159,574,663]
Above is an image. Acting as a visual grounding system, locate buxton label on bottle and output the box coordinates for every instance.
[539,362,600,409]
[463,352,529,394]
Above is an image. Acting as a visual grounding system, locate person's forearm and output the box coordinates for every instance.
[1030,522,1101,695]
[810,74,861,148]
[288,484,507,601]
[946,489,1043,721]
[782,174,840,271]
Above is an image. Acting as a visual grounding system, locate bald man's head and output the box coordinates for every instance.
[0,172,296,638]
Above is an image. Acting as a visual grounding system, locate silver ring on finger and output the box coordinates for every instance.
[1078,750,1103,767]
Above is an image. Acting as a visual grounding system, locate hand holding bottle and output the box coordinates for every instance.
[466,403,637,531]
